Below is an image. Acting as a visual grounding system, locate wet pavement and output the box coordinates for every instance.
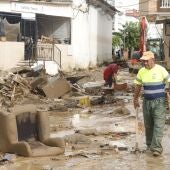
[1,106,170,170]
[1,68,170,170]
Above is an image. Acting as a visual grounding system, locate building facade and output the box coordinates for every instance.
[139,0,170,63]
[0,0,117,71]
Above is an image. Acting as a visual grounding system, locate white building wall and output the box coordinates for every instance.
[97,9,113,64]
[88,7,98,67]
[72,5,113,69]
[71,10,90,69]
[0,0,113,71]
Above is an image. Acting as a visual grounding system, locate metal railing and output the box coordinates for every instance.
[36,43,54,61]
[33,42,61,68]
[54,44,61,68]
[160,0,170,8]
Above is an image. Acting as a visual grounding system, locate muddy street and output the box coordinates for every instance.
[1,0,170,169]
[1,68,170,170]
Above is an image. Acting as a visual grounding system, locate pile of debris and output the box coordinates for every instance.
[0,66,71,108]
[0,72,30,104]
[0,64,132,111]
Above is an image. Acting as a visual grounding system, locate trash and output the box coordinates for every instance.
[79,96,91,107]
[109,141,128,151]
[3,153,16,162]
[0,153,16,165]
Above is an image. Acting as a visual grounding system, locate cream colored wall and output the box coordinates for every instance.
[71,6,113,69]
[148,0,157,14]
[54,44,75,72]
[139,0,157,16]
[139,0,149,16]
[0,42,24,70]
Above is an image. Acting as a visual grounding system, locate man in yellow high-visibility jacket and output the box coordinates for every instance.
[133,51,170,157]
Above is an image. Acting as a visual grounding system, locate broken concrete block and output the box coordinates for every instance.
[83,81,104,95]
[42,78,71,98]
[75,128,98,136]
[30,77,47,89]
[64,134,91,144]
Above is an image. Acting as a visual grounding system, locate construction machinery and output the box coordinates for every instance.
[128,16,165,73]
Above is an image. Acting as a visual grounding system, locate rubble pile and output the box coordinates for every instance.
[0,65,133,111]
[0,66,70,108]
[0,71,32,107]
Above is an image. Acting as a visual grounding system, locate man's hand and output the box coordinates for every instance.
[167,92,170,98]
[112,74,117,84]
[133,99,140,109]
[167,92,170,109]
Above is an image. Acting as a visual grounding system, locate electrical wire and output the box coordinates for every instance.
[0,2,161,19]
[153,23,168,59]
[154,16,169,49]
[1,10,155,18]
[116,0,151,8]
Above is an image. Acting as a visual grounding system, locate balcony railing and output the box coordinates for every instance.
[158,0,170,12]
[160,0,170,8]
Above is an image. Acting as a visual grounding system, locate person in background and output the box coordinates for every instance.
[133,51,170,157]
[103,63,119,87]
[116,50,121,60]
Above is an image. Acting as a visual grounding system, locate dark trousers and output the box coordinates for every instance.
[143,97,166,153]
[104,75,116,87]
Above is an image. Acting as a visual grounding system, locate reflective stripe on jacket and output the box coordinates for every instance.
[134,64,170,100]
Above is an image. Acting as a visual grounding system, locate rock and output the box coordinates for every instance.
[112,106,130,115]
[75,128,98,136]
[64,134,91,144]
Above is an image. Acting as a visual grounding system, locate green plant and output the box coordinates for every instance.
[112,32,122,48]
[119,22,140,50]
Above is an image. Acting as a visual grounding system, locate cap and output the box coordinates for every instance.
[140,51,154,60]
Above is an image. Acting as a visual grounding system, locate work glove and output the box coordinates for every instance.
[133,99,140,109]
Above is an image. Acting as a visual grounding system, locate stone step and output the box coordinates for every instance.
[17,60,35,67]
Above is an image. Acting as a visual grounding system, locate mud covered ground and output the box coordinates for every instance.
[1,67,170,170]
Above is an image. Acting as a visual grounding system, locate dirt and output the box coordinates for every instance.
[1,67,170,170]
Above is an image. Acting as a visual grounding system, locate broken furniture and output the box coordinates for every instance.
[0,104,65,157]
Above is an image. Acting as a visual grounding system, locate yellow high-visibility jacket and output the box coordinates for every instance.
[134,64,170,100]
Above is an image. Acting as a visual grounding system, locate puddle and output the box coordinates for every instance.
[1,69,170,170]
